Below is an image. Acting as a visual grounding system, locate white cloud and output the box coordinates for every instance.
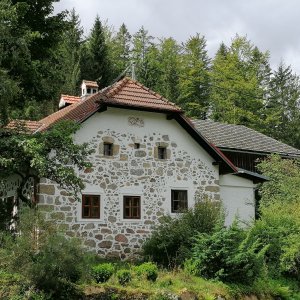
[54,0,300,73]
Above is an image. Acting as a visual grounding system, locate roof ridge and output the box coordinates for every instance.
[129,77,178,107]
[105,77,130,98]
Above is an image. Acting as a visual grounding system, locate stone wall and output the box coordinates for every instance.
[38,130,219,259]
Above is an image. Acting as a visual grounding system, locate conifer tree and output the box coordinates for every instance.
[178,34,211,118]
[58,9,83,96]
[265,62,300,148]
[80,16,111,88]
[132,27,159,88]
[108,23,132,80]
[210,36,270,130]
[155,38,180,102]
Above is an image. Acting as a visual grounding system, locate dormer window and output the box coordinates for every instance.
[93,89,97,94]
[103,143,113,156]
[87,88,91,94]
[158,146,167,159]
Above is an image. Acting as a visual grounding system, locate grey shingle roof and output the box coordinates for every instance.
[192,119,300,157]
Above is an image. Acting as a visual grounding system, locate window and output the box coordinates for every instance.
[171,190,188,213]
[82,194,100,218]
[93,89,97,94]
[87,88,91,94]
[134,143,140,149]
[103,143,113,156]
[123,196,141,219]
[158,146,167,159]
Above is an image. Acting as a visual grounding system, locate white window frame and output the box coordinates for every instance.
[119,187,143,223]
[77,189,104,223]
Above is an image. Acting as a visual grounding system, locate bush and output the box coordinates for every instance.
[116,269,132,285]
[0,207,85,299]
[135,262,158,282]
[143,199,223,267]
[91,263,115,283]
[190,221,267,284]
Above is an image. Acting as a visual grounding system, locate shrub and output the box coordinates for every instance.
[135,262,158,282]
[116,269,132,286]
[190,221,267,284]
[143,199,223,267]
[0,207,85,299]
[91,263,115,283]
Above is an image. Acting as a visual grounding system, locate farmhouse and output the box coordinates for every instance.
[2,77,300,259]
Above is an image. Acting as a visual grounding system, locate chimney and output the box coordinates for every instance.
[81,80,99,99]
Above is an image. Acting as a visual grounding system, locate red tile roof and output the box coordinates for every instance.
[60,94,81,105]
[6,120,43,133]
[35,77,182,131]
[82,80,98,88]
[101,78,182,112]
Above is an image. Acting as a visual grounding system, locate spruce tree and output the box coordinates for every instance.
[210,35,270,129]
[178,34,211,118]
[265,62,300,148]
[80,16,111,88]
[108,23,132,80]
[155,38,180,102]
[132,27,159,87]
[58,9,83,96]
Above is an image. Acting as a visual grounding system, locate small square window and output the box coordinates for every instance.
[123,196,141,219]
[93,89,97,94]
[158,146,167,159]
[171,190,188,213]
[134,143,140,149]
[103,143,113,156]
[82,194,100,218]
[87,88,91,94]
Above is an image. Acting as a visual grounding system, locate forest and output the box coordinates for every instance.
[1,0,300,149]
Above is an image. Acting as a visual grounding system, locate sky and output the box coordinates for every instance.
[54,0,300,73]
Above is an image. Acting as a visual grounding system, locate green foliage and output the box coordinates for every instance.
[91,263,115,283]
[178,33,211,119]
[210,35,270,130]
[143,199,223,267]
[190,221,267,284]
[116,269,132,286]
[265,62,300,148]
[0,120,93,205]
[80,16,112,87]
[247,156,300,281]
[0,207,85,299]
[135,262,158,282]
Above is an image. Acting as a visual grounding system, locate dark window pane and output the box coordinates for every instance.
[158,147,167,159]
[171,190,187,213]
[104,143,113,156]
[92,197,99,206]
[83,207,90,217]
[84,196,90,205]
[87,88,91,93]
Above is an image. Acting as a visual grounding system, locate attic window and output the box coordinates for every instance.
[158,146,167,159]
[134,143,140,149]
[103,143,113,156]
[93,89,97,93]
[87,88,91,94]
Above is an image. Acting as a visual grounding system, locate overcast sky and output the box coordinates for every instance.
[54,0,300,73]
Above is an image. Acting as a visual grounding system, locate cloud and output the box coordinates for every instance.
[54,0,300,72]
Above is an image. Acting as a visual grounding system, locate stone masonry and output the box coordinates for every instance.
[37,129,220,260]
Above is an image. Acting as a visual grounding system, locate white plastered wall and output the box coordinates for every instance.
[220,174,256,226]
